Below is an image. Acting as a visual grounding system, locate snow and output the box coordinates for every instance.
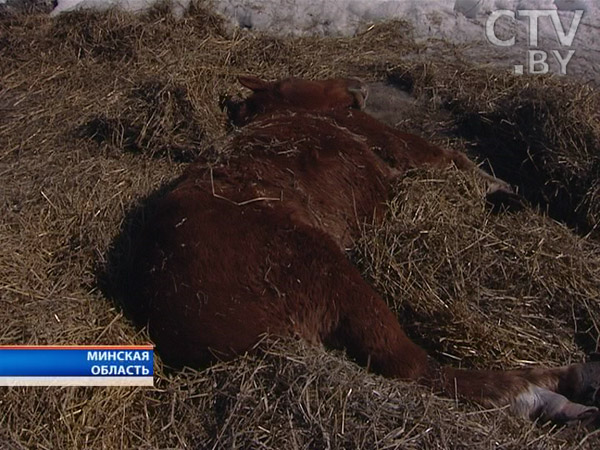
[50,0,191,17]
[47,0,599,81]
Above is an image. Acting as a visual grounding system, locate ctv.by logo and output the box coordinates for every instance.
[486,9,584,75]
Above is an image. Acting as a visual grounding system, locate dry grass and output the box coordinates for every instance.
[358,169,600,369]
[384,62,600,235]
[1,2,600,448]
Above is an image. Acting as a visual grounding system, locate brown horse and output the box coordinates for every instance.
[123,76,600,425]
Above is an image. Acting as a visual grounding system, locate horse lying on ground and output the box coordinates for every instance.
[122,75,600,425]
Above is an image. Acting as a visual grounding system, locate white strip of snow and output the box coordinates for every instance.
[47,0,599,80]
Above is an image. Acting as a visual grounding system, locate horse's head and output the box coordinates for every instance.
[223,75,367,126]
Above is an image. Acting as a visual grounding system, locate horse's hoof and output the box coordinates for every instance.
[529,386,599,425]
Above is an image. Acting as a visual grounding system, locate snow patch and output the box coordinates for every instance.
[46,0,599,81]
[50,0,191,17]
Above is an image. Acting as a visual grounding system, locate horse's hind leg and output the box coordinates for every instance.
[320,259,431,380]
[439,363,600,424]
[326,263,600,424]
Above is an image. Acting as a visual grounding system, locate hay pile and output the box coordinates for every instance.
[1,3,600,448]
[384,62,600,235]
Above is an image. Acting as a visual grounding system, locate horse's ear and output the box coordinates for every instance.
[347,79,367,110]
[238,75,271,92]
